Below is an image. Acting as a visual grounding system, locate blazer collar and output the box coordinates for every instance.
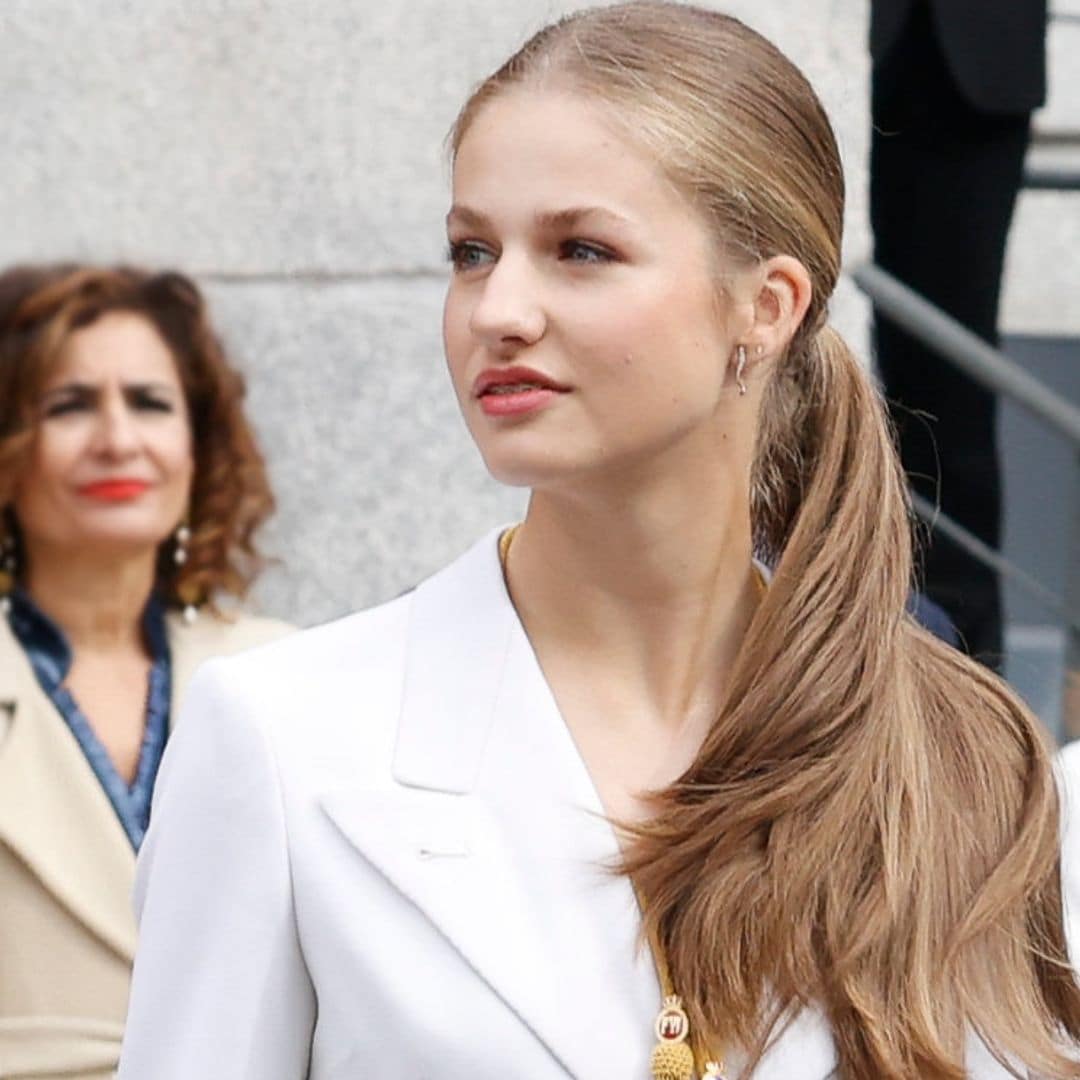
[0,615,137,961]
[392,527,517,793]
[325,528,658,1079]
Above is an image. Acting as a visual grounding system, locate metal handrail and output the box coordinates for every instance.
[851,262,1080,449]
[853,260,1080,736]
[1023,167,1080,191]
[909,494,1080,633]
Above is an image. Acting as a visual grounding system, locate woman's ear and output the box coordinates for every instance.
[746,255,813,359]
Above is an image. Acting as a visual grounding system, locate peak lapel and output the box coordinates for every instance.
[356,530,657,1078]
[320,785,570,1070]
[0,621,136,962]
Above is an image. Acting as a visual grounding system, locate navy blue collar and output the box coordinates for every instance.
[6,586,173,851]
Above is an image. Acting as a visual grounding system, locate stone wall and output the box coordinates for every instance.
[3,0,1076,625]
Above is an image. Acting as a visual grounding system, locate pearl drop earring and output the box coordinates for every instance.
[0,530,16,617]
[173,522,198,624]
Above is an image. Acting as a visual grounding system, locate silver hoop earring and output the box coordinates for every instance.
[173,522,198,625]
[735,344,748,396]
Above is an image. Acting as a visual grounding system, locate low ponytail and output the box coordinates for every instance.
[624,323,1080,1077]
[454,5,1080,1073]
[752,323,912,649]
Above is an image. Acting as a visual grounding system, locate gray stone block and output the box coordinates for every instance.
[0,0,871,278]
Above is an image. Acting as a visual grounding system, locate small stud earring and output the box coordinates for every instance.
[735,344,748,396]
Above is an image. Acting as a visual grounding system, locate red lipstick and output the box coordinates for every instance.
[77,479,151,501]
[473,365,569,418]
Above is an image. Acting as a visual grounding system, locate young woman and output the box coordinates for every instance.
[0,265,291,1079]
[117,5,1080,1078]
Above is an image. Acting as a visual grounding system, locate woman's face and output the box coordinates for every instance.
[12,310,194,564]
[443,89,753,490]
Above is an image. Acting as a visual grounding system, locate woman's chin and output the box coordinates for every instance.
[480,449,574,491]
[50,530,170,565]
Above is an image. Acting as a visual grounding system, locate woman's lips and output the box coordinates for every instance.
[473,366,569,417]
[77,479,151,501]
[478,386,560,416]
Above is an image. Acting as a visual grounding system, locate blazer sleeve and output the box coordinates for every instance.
[118,658,316,1079]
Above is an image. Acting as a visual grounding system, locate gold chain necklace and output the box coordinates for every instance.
[497,525,728,1080]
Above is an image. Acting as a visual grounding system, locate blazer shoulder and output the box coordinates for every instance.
[174,531,504,764]
[166,608,294,652]
[166,608,297,715]
[211,527,504,689]
[223,590,412,678]
[165,593,415,799]
[178,591,415,743]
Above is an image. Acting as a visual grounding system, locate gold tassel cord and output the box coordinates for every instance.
[650,997,696,1080]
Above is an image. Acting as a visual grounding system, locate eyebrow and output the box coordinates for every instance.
[41,380,181,399]
[446,204,633,231]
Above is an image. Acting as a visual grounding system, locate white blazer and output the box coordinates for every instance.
[118,530,1066,1079]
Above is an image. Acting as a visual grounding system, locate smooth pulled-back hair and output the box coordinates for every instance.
[452,5,1080,1077]
[0,264,274,613]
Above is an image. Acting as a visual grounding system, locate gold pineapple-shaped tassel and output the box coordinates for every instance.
[650,996,695,1080]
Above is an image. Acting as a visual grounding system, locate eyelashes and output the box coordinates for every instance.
[44,399,88,418]
[446,241,494,272]
[559,240,615,264]
[446,238,618,272]
[128,391,176,413]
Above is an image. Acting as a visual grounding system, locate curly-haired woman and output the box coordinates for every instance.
[0,264,291,1079]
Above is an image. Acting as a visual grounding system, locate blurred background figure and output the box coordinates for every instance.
[869,0,1048,668]
[0,265,291,1080]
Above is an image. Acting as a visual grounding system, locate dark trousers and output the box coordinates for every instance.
[871,1,1031,666]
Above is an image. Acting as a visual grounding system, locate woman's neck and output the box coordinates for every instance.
[22,543,157,654]
[506,474,760,735]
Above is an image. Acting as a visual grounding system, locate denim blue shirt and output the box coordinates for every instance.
[8,588,172,851]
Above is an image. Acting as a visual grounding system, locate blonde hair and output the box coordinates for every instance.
[451,4,1080,1076]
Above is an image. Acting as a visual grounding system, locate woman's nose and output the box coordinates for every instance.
[94,396,140,458]
[468,255,546,348]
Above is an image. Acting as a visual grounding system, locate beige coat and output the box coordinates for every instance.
[0,608,292,1080]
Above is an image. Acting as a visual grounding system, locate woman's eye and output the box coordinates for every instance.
[43,399,87,418]
[132,395,174,413]
[447,241,495,272]
[559,240,614,264]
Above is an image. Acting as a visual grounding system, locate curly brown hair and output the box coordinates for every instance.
[0,264,275,612]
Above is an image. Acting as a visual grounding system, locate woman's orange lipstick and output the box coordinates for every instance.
[77,478,151,501]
